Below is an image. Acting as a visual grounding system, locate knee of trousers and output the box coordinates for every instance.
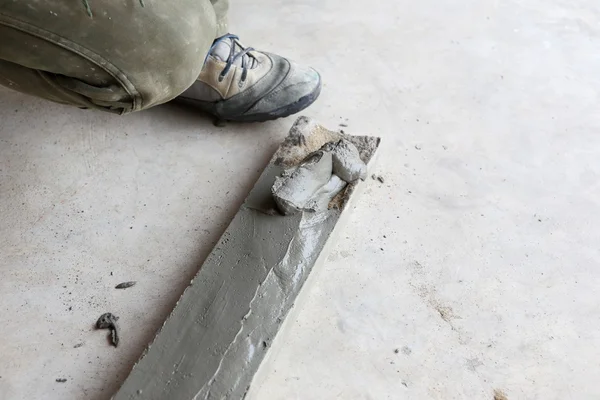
[0,1,217,113]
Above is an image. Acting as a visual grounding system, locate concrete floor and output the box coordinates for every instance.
[2,0,600,399]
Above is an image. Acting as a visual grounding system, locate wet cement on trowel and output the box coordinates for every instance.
[271,137,368,215]
[112,116,380,400]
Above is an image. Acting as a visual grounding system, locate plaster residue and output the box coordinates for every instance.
[271,142,364,216]
[326,139,367,182]
[275,117,342,167]
[274,116,379,168]
[271,150,343,215]
[271,117,375,215]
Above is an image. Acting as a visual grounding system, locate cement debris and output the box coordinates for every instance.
[96,313,119,347]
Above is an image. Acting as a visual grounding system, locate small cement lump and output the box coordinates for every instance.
[272,139,367,215]
[323,139,367,182]
[272,150,342,215]
[96,312,120,347]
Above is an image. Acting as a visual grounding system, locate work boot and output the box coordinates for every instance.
[177,34,322,122]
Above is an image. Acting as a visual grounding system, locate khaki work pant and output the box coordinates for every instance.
[0,0,228,114]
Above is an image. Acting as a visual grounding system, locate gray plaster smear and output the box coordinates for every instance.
[112,117,380,400]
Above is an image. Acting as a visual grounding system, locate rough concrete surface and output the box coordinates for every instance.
[2,0,600,399]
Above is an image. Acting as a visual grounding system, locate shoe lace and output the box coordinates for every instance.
[206,34,257,83]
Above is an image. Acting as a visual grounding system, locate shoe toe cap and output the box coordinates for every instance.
[246,59,321,116]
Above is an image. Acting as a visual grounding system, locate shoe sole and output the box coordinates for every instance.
[175,76,322,123]
[230,79,322,123]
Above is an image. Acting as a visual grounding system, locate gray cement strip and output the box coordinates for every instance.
[112,117,380,400]
[246,136,381,400]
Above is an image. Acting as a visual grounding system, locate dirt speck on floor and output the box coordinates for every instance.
[115,281,136,289]
[466,357,482,371]
[371,174,385,183]
[56,378,67,383]
[494,389,508,400]
[434,304,457,323]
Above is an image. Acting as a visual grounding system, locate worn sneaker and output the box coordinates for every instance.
[177,34,322,122]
